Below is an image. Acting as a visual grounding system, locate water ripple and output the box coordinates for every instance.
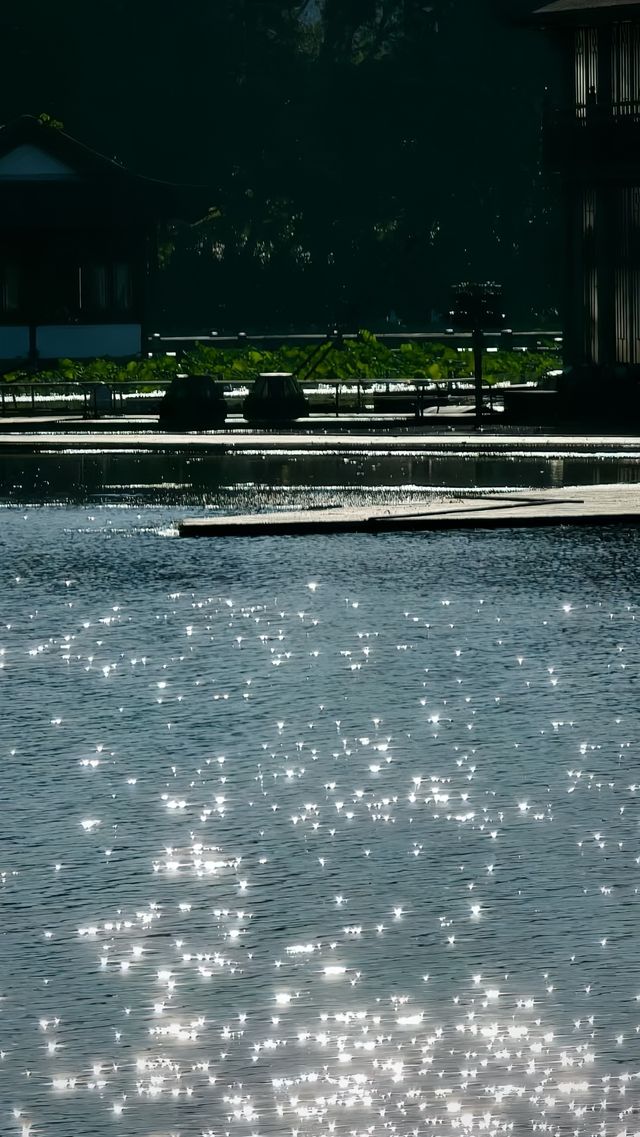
[1,510,640,1136]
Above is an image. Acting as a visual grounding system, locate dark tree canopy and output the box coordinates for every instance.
[1,1,558,331]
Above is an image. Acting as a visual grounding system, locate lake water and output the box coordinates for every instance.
[1,470,640,1136]
[3,448,640,508]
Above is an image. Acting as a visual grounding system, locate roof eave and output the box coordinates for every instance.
[533,1,640,24]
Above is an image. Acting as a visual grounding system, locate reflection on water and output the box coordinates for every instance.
[1,510,640,1136]
[2,450,640,507]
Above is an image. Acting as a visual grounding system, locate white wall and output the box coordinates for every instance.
[36,324,142,359]
[0,326,30,360]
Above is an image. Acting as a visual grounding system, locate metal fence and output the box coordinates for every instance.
[0,376,503,420]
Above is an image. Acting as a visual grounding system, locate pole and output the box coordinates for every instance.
[472,326,484,428]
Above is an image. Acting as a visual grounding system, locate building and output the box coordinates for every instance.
[536,0,640,372]
[0,115,181,366]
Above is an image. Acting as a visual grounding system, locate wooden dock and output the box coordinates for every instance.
[178,485,640,536]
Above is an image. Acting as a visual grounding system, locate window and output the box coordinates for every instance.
[581,188,598,363]
[575,27,598,118]
[612,22,640,116]
[0,262,19,315]
[80,262,133,316]
[114,263,132,312]
[614,186,640,364]
[84,265,108,312]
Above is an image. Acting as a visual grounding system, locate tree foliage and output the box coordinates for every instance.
[1,1,559,331]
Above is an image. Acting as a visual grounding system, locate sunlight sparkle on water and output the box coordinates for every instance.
[3,531,640,1137]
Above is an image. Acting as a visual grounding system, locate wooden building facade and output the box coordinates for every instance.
[0,116,179,365]
[537,0,640,370]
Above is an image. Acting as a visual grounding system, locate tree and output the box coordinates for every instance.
[0,0,558,331]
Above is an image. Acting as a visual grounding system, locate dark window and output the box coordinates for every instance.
[37,258,81,323]
[575,27,598,118]
[84,265,108,312]
[0,262,20,315]
[114,263,132,312]
[612,22,640,116]
[80,262,133,316]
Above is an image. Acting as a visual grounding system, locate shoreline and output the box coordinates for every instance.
[2,419,640,528]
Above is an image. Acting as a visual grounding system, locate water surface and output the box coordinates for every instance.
[2,449,640,507]
[1,508,639,1137]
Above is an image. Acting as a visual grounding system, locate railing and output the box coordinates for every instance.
[544,104,640,170]
[0,377,504,421]
[0,381,164,417]
[150,330,560,352]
